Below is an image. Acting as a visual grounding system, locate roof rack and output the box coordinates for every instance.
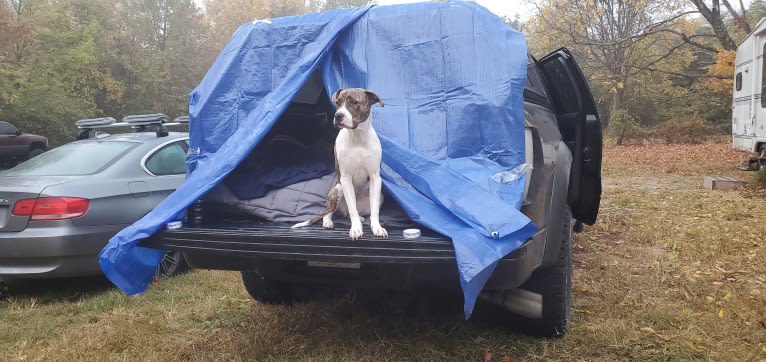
[75,117,117,128]
[173,116,189,124]
[123,113,167,125]
[75,113,188,140]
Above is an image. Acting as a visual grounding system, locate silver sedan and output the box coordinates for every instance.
[0,130,189,279]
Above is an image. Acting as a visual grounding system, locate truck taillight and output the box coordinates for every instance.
[11,197,90,220]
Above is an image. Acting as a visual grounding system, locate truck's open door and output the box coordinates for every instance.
[539,48,602,225]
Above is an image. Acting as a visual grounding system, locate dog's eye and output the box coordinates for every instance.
[351,99,358,105]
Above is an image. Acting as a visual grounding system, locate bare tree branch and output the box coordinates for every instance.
[689,0,738,50]
[721,0,751,33]
[626,64,728,79]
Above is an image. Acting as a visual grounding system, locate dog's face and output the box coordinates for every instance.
[331,88,384,129]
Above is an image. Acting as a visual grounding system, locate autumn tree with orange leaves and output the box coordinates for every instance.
[526,0,765,137]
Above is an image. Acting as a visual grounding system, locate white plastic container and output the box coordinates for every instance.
[402,228,421,239]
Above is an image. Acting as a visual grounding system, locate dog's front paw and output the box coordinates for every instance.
[349,223,363,240]
[322,219,334,229]
[372,224,388,238]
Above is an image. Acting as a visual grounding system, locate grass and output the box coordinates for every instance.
[2,141,765,361]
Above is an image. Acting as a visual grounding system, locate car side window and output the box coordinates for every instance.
[144,141,188,176]
[0,122,17,135]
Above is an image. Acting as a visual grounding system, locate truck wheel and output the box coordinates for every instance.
[155,251,188,279]
[516,206,573,337]
[26,147,45,160]
[241,271,294,305]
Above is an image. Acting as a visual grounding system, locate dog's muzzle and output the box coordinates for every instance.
[334,112,351,129]
[334,112,343,124]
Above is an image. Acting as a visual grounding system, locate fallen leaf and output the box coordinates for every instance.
[484,351,493,362]
[640,327,656,334]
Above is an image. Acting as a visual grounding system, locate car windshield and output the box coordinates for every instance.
[3,141,137,176]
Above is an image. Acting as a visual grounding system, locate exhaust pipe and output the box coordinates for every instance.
[480,288,543,319]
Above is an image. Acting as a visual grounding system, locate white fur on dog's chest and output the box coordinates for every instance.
[335,125,382,186]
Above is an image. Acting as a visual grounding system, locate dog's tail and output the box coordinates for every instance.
[292,184,343,229]
[291,210,332,229]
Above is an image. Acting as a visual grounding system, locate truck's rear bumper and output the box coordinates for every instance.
[141,222,545,290]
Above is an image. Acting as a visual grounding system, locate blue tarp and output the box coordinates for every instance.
[100,1,536,318]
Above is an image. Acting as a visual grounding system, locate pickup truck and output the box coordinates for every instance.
[0,121,48,164]
[141,47,603,337]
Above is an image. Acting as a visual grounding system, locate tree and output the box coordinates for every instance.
[108,0,213,117]
[203,0,308,50]
[0,0,214,145]
[688,0,743,50]
[0,1,34,110]
[0,0,117,145]
[527,0,714,128]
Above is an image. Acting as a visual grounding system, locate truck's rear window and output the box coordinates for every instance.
[3,141,136,176]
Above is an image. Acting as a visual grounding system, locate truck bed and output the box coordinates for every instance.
[141,221,458,264]
[141,215,541,290]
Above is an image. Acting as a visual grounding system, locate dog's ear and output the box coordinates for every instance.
[331,88,343,104]
[365,90,384,107]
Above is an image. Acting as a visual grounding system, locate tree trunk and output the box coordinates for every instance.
[690,0,738,51]
[721,0,751,34]
[605,81,625,132]
[616,127,626,145]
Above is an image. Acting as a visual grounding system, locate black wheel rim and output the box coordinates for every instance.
[156,251,180,279]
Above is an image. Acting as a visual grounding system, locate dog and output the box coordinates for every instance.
[292,88,388,240]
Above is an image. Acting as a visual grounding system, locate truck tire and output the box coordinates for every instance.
[26,147,45,160]
[516,206,573,337]
[241,271,294,305]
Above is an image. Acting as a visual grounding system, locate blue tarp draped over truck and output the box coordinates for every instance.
[99,1,536,317]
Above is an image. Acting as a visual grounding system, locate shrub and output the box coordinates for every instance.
[608,109,640,145]
[653,116,709,144]
[755,167,766,187]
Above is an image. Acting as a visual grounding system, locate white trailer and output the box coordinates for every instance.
[733,18,766,157]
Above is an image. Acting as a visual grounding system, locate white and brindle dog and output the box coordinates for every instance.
[292,88,388,240]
